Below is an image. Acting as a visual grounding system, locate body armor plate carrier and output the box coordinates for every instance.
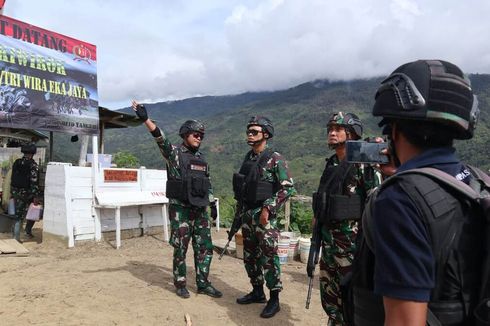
[233,149,277,209]
[166,147,210,207]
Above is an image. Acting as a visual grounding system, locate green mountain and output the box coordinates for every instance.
[51,75,490,196]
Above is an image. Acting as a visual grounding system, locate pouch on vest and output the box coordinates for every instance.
[233,173,245,200]
[186,160,210,207]
[328,194,362,222]
[246,180,274,205]
[166,179,186,201]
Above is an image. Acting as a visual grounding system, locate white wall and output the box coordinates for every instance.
[43,164,168,246]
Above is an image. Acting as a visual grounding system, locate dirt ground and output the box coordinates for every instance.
[0,222,327,326]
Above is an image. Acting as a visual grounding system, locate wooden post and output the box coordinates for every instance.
[284,198,291,231]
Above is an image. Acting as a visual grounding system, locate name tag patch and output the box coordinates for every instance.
[191,164,207,172]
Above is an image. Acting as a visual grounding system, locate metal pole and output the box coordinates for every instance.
[49,131,53,162]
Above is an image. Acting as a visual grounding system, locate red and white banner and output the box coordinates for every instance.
[0,15,99,135]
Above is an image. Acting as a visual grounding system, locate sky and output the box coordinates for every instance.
[3,0,490,109]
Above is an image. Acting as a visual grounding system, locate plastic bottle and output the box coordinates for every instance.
[8,198,15,215]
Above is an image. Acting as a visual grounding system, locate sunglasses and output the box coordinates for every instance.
[246,129,262,136]
[191,132,204,140]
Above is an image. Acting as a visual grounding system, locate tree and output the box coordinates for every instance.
[113,151,140,168]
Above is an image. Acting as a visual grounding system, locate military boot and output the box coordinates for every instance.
[236,285,267,304]
[260,290,280,318]
[197,284,223,298]
[176,287,190,299]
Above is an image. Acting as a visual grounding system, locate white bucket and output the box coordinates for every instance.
[278,234,290,264]
[299,237,311,264]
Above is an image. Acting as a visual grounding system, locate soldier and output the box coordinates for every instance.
[10,143,40,241]
[350,60,486,325]
[234,116,296,318]
[312,112,380,325]
[131,100,222,299]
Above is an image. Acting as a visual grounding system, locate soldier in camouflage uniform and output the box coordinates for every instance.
[131,100,222,299]
[234,116,296,319]
[313,112,381,325]
[10,143,40,242]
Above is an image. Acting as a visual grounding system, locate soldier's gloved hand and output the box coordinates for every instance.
[210,201,218,220]
[131,100,148,122]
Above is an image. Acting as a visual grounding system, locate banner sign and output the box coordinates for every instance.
[0,15,99,135]
[103,169,138,183]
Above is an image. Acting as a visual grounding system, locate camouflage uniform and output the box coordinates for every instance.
[318,155,380,326]
[240,146,296,292]
[153,127,215,290]
[10,156,39,241]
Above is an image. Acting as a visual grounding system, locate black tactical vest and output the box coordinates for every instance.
[11,158,34,189]
[312,156,363,224]
[166,146,210,207]
[232,149,277,209]
[349,173,484,326]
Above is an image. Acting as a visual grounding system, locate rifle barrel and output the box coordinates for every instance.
[218,240,231,260]
[305,277,314,309]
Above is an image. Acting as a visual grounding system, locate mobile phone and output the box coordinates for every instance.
[345,140,389,164]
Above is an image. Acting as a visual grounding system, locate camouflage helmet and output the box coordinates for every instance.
[21,143,37,154]
[327,112,363,139]
[179,120,205,138]
[247,116,274,138]
[373,60,479,140]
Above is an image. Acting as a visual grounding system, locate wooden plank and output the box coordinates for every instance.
[0,239,16,254]
[1,239,29,254]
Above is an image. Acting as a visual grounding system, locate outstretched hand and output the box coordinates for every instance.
[131,100,148,122]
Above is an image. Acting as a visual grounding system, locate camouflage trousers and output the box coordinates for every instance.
[10,187,31,241]
[168,204,214,290]
[320,220,358,326]
[242,209,282,291]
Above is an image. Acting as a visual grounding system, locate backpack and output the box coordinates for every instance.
[11,158,33,189]
[364,165,490,326]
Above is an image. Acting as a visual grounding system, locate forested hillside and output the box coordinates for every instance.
[51,75,490,196]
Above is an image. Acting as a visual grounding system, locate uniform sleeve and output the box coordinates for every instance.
[152,126,180,177]
[29,162,40,198]
[263,152,296,215]
[372,185,434,302]
[207,164,215,204]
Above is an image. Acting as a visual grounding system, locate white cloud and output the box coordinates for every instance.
[4,0,490,108]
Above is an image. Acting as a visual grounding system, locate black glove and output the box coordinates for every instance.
[134,104,148,122]
[210,201,218,220]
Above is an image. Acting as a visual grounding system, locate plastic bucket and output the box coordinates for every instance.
[299,237,311,264]
[278,234,290,264]
[278,252,288,265]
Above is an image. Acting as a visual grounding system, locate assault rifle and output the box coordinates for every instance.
[219,204,243,260]
[305,192,325,309]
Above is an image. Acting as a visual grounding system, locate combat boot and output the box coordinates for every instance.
[197,284,223,298]
[236,285,267,304]
[176,287,190,299]
[260,290,280,318]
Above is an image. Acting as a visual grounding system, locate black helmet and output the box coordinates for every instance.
[247,116,274,138]
[373,60,479,140]
[21,143,36,154]
[327,112,363,139]
[179,120,205,138]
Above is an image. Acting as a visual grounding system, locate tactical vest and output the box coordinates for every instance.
[232,149,277,209]
[349,170,487,326]
[312,156,363,224]
[11,158,34,189]
[165,146,210,207]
